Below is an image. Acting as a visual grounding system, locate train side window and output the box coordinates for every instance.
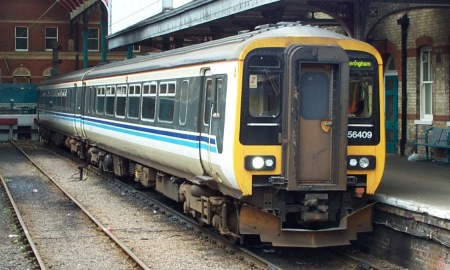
[96,87,105,114]
[179,80,189,125]
[128,84,140,119]
[87,86,95,114]
[203,79,213,126]
[116,85,127,118]
[105,86,115,115]
[142,82,157,121]
[60,89,68,109]
[158,82,176,123]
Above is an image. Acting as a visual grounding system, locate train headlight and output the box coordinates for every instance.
[359,157,370,169]
[252,157,265,169]
[347,156,376,170]
[245,156,276,171]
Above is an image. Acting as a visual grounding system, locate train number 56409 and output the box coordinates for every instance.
[347,130,373,139]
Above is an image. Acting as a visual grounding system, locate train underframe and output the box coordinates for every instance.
[41,130,374,247]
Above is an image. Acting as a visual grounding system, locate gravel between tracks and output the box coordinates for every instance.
[5,141,250,270]
[0,142,139,270]
[0,184,36,270]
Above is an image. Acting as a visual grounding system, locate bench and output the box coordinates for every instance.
[413,127,450,163]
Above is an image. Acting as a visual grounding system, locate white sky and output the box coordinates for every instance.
[110,0,194,34]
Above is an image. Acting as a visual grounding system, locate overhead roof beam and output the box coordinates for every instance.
[107,0,282,49]
[69,0,98,20]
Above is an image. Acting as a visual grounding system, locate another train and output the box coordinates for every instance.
[37,22,385,247]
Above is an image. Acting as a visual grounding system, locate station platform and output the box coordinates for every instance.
[374,154,450,220]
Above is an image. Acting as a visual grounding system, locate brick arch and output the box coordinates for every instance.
[374,39,402,78]
[415,36,433,48]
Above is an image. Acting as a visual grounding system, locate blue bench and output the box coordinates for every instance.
[413,127,450,163]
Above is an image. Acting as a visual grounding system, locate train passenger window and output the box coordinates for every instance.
[96,87,105,114]
[348,77,373,118]
[87,87,94,114]
[105,86,115,115]
[179,80,189,125]
[128,84,141,119]
[60,89,68,109]
[203,79,212,125]
[248,72,280,117]
[158,82,176,123]
[116,85,127,118]
[142,83,157,121]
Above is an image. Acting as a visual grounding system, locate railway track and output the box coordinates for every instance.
[0,142,146,269]
[2,141,402,269]
[0,171,44,269]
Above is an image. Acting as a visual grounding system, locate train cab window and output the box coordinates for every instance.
[179,80,189,125]
[96,87,105,114]
[214,78,223,117]
[249,55,280,68]
[142,83,157,121]
[348,77,373,118]
[300,68,330,120]
[158,82,176,123]
[105,86,116,115]
[128,84,141,119]
[248,72,281,117]
[116,85,127,118]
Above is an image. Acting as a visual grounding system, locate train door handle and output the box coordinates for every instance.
[320,120,332,132]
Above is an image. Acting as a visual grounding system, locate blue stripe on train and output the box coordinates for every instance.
[40,110,218,153]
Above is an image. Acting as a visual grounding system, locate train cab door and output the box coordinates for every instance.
[74,83,85,137]
[282,45,349,191]
[199,68,214,175]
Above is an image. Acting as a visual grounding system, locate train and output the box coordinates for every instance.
[37,22,385,247]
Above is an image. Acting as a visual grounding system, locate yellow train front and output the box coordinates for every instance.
[225,24,385,247]
[37,22,385,248]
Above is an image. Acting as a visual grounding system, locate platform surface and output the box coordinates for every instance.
[374,154,450,220]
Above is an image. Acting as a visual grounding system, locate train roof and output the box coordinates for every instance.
[40,22,354,86]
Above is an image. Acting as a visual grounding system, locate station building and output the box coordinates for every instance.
[0,0,151,84]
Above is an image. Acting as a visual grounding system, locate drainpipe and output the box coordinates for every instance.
[83,13,89,69]
[127,45,133,59]
[397,14,409,156]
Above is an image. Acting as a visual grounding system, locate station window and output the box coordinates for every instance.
[96,87,105,114]
[105,86,115,115]
[15,26,28,51]
[419,46,433,121]
[142,83,157,121]
[116,85,127,117]
[45,27,58,51]
[88,28,99,52]
[158,82,176,123]
[179,80,189,125]
[128,84,141,118]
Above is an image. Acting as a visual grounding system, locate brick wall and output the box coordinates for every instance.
[370,9,450,158]
[0,0,152,84]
